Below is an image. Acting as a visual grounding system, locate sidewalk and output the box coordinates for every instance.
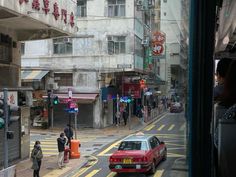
[15,112,167,177]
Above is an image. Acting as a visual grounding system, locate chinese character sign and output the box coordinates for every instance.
[19,0,75,28]
[152,31,166,56]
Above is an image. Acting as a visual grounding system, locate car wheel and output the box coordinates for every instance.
[149,161,156,174]
[162,150,167,161]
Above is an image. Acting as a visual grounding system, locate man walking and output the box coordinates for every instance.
[57,133,67,169]
[64,124,73,146]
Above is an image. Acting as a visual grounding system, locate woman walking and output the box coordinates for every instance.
[31,141,43,177]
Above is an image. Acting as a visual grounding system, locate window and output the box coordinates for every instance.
[54,73,73,86]
[163,0,167,2]
[107,36,126,54]
[53,38,72,54]
[118,141,148,150]
[21,43,25,55]
[77,0,87,17]
[149,137,158,149]
[0,33,12,63]
[108,0,125,17]
[164,12,167,16]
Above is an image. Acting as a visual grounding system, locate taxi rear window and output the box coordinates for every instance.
[118,141,148,150]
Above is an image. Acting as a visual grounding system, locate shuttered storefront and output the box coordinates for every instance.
[53,103,94,128]
[0,120,20,167]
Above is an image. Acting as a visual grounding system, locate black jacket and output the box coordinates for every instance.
[57,137,66,152]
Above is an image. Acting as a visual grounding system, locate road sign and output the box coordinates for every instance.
[68,88,72,98]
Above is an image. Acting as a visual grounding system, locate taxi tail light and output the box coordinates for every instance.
[109,156,121,163]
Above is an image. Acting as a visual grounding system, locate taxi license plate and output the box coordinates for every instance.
[123,158,132,164]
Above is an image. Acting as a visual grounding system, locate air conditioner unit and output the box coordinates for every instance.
[136,0,143,6]
[142,38,150,46]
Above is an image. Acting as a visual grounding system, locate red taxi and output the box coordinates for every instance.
[109,133,167,174]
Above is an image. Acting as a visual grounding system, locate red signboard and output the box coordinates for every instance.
[152,43,164,56]
[123,83,141,98]
[152,31,165,44]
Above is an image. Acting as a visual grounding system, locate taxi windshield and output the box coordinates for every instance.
[118,141,148,151]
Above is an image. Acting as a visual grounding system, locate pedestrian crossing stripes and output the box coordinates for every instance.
[143,123,186,132]
[158,125,165,131]
[168,124,175,131]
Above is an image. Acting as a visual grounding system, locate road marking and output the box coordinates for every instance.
[44,166,70,177]
[168,124,175,131]
[158,125,165,131]
[144,124,155,131]
[180,123,186,131]
[71,156,98,177]
[165,142,185,147]
[154,169,164,177]
[168,153,185,158]
[97,140,121,156]
[107,172,116,177]
[85,169,101,177]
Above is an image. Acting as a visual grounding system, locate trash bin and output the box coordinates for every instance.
[70,139,80,159]
[64,146,70,163]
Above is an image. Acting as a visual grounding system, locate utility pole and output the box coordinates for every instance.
[3,88,9,168]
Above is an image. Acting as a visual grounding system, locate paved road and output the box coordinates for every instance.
[69,112,187,177]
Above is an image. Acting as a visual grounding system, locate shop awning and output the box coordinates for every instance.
[21,70,49,82]
[43,93,99,103]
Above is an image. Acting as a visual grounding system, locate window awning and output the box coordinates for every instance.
[21,70,49,82]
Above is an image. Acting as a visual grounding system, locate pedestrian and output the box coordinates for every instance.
[57,132,67,169]
[123,109,128,126]
[214,60,236,177]
[214,58,232,101]
[64,124,73,146]
[115,110,121,126]
[31,141,43,177]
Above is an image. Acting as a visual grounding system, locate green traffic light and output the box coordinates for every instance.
[53,96,59,105]
[0,118,4,129]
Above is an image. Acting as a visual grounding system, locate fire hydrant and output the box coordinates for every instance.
[64,147,70,163]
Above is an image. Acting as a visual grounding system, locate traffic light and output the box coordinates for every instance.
[53,96,59,105]
[0,99,5,129]
[8,104,19,124]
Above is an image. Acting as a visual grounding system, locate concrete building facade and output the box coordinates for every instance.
[22,0,159,128]
[0,0,77,167]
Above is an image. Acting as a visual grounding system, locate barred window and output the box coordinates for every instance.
[54,73,73,86]
[107,36,126,54]
[53,38,72,54]
[108,0,125,17]
[77,0,87,17]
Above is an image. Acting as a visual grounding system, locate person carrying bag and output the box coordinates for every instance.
[31,141,43,177]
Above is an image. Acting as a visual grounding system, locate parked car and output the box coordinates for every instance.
[109,133,167,174]
[170,102,184,113]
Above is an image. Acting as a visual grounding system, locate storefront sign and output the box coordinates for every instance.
[0,91,18,106]
[152,31,166,56]
[19,0,75,27]
[123,83,141,98]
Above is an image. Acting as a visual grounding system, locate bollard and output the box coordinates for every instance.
[70,140,80,159]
